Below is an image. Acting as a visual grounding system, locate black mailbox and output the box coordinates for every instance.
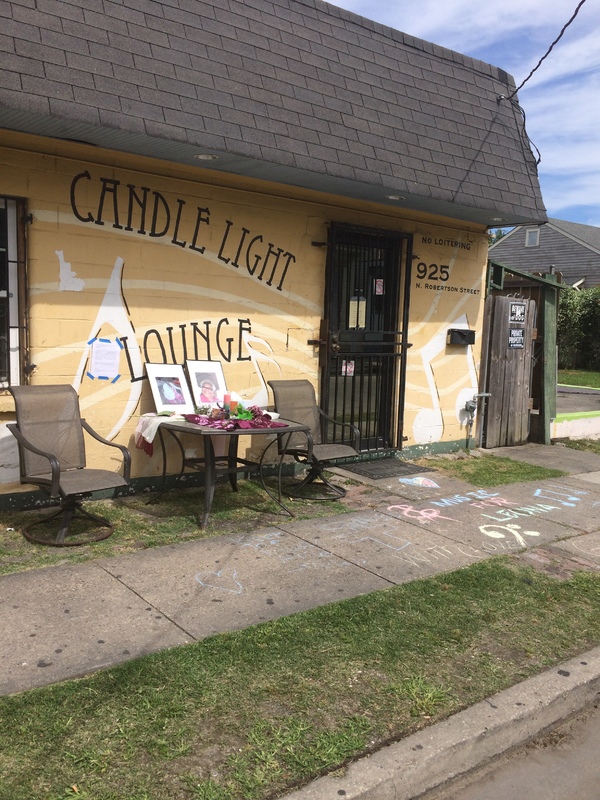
[447,328,475,345]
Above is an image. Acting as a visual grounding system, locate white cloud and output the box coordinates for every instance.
[333,0,600,225]
[337,0,592,55]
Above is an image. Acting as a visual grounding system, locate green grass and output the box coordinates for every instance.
[558,369,600,389]
[0,559,598,800]
[0,478,351,576]
[416,454,567,487]
[0,450,570,576]
[0,449,598,797]
[562,438,600,455]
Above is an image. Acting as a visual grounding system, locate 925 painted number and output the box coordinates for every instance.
[416,262,450,281]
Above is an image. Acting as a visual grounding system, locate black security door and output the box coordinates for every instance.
[320,224,412,451]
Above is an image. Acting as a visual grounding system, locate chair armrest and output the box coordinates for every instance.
[316,410,361,450]
[273,427,314,462]
[81,420,131,482]
[6,422,62,497]
[303,429,315,461]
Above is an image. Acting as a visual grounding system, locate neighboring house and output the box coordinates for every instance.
[489,218,600,287]
[0,0,546,503]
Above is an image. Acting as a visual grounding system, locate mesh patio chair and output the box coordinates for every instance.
[268,379,360,499]
[8,385,131,546]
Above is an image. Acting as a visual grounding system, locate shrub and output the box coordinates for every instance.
[558,286,600,369]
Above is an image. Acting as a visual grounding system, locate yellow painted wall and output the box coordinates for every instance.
[406,232,487,449]
[0,134,489,488]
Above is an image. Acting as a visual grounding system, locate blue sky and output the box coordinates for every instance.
[332,0,600,227]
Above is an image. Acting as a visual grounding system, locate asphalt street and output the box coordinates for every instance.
[420,701,600,800]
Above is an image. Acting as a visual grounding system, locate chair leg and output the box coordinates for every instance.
[284,465,347,500]
[23,501,115,547]
[56,506,75,544]
[317,472,347,498]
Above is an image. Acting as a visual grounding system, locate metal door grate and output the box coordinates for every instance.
[322,225,412,451]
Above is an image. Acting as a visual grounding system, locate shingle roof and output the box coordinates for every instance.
[489,218,600,286]
[0,0,547,226]
[548,218,600,252]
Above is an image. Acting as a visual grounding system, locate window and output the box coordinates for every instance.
[0,197,28,388]
[525,228,540,248]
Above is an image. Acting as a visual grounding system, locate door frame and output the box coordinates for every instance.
[320,222,413,451]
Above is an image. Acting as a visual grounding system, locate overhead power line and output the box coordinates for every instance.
[508,0,589,98]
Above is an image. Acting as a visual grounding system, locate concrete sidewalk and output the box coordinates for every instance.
[2,443,600,798]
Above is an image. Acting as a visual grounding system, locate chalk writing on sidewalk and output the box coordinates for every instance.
[386,504,457,524]
[396,543,487,567]
[195,569,244,594]
[470,496,512,509]
[333,526,486,568]
[479,503,559,522]
[569,537,600,557]
[479,523,540,548]
[431,490,500,507]
[533,485,588,507]
[399,476,440,488]
[338,529,413,552]
[234,530,350,573]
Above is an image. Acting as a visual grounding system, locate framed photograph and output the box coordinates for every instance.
[145,363,195,414]
[186,360,227,407]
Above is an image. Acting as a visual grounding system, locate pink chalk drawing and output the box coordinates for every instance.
[387,504,457,524]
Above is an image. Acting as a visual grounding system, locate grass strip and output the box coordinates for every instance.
[0,451,574,575]
[562,438,600,456]
[0,558,598,800]
[0,479,350,577]
[415,454,567,487]
[558,369,600,389]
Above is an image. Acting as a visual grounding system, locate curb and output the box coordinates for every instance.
[282,646,600,800]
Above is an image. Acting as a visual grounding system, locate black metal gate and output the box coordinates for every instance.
[321,224,412,451]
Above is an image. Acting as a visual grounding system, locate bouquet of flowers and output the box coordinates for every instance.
[232,405,269,422]
[183,405,285,430]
